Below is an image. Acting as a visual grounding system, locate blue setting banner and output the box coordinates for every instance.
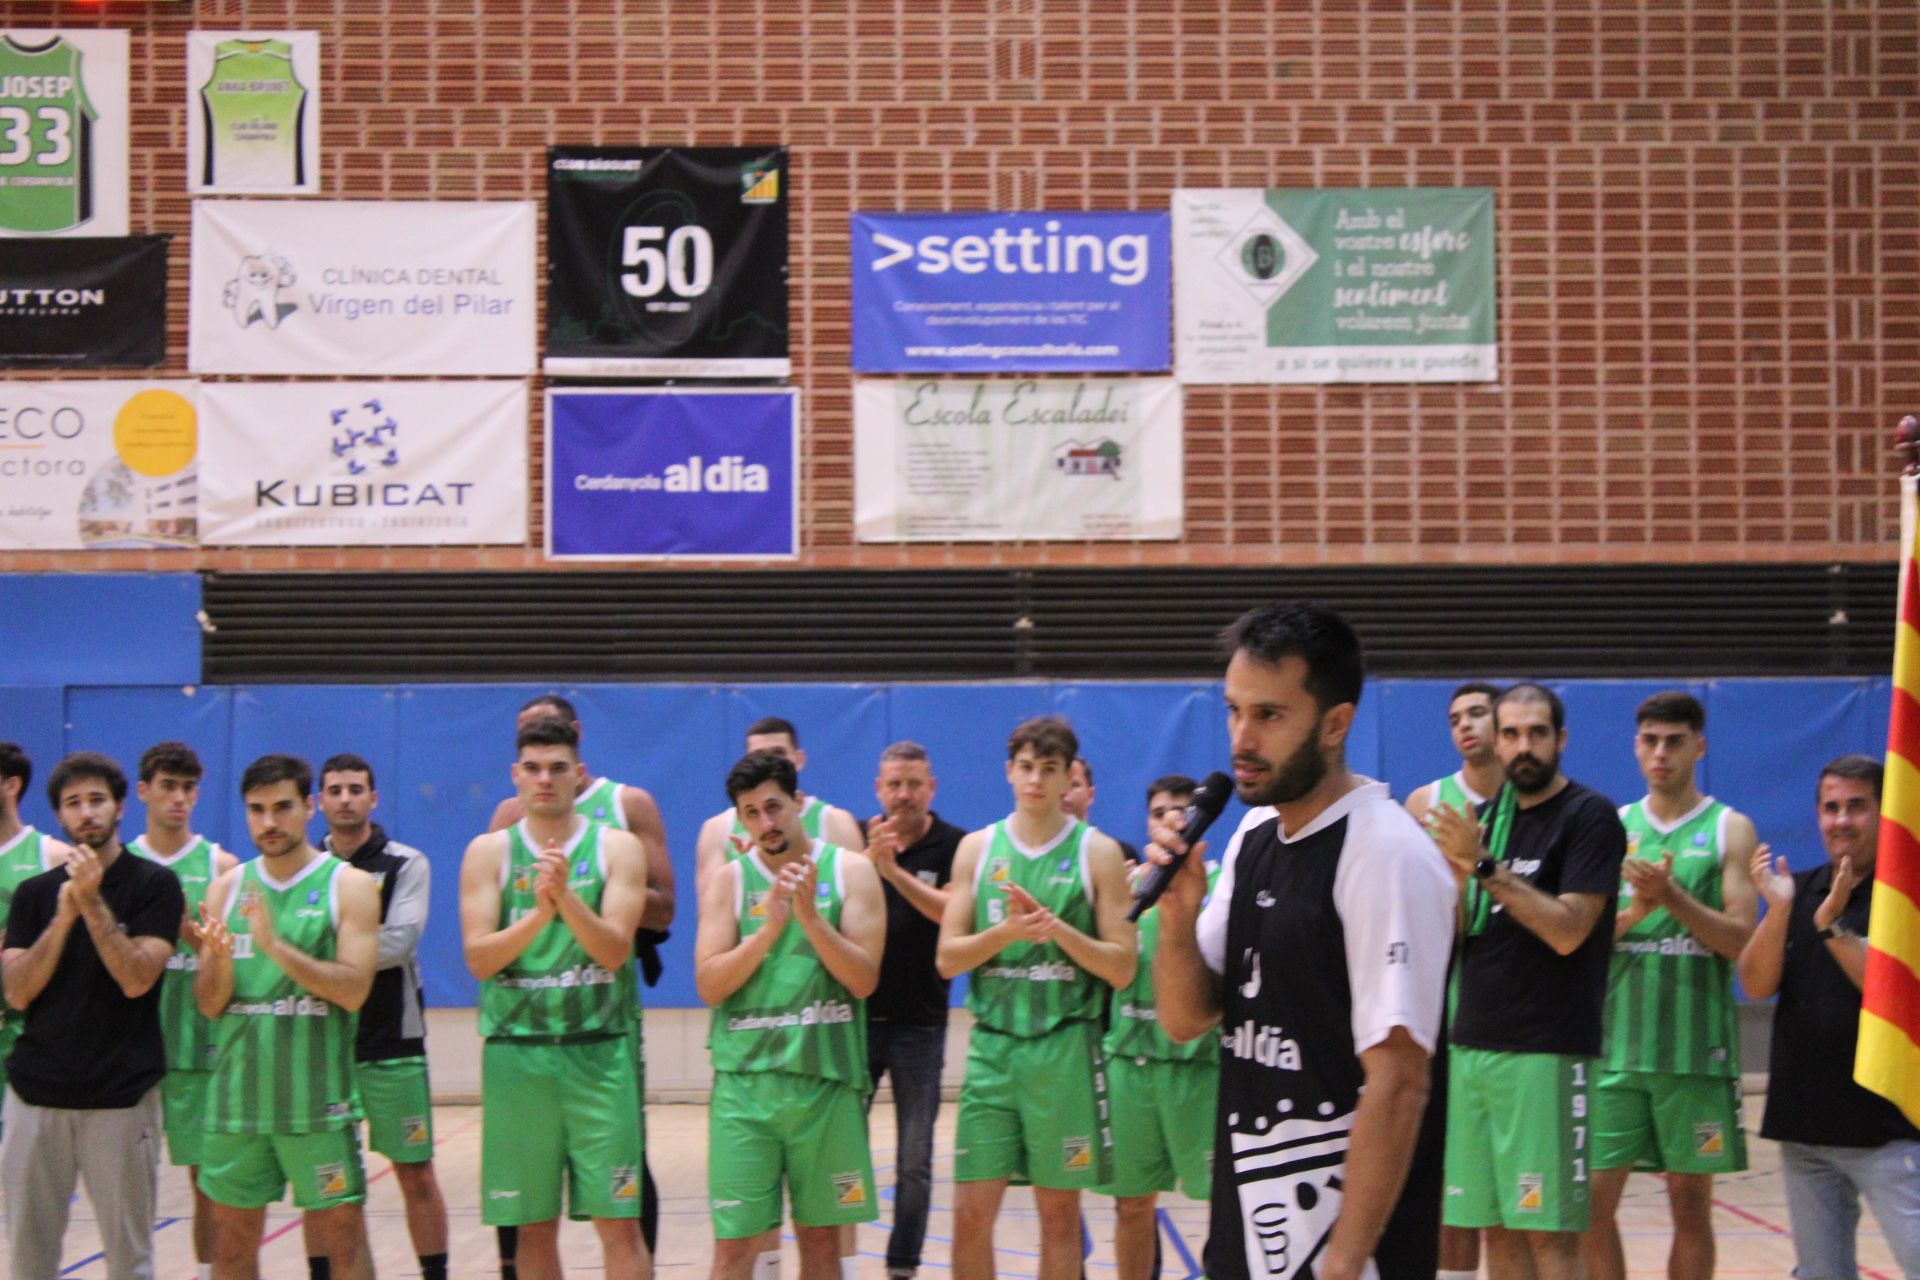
[545,387,798,560]
[850,211,1170,373]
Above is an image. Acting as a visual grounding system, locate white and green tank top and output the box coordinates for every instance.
[130,834,222,1071]
[199,38,308,189]
[1430,771,1486,819]
[576,777,629,830]
[0,36,98,232]
[709,843,868,1088]
[967,818,1104,1037]
[479,819,633,1040]
[0,826,56,1052]
[207,856,357,1134]
[1107,862,1221,1063]
[1605,797,1740,1077]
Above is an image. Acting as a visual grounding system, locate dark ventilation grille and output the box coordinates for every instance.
[201,564,1897,684]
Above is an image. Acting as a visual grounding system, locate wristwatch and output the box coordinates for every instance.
[1815,921,1856,941]
[1473,857,1498,881]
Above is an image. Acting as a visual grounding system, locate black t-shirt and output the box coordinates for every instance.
[862,812,965,1026]
[3,848,184,1109]
[1760,862,1920,1147]
[1451,780,1626,1057]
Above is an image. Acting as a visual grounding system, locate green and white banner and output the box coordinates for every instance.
[854,377,1181,542]
[1174,188,1496,384]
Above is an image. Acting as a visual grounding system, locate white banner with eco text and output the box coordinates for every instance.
[854,377,1181,542]
[0,380,198,549]
[188,200,537,374]
[200,381,528,546]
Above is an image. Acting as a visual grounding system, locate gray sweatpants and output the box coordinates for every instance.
[0,1084,161,1280]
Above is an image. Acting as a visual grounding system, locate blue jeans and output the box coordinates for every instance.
[1779,1139,1920,1279]
[866,1021,947,1274]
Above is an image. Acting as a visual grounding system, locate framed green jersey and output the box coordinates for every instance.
[0,29,128,236]
[187,31,321,195]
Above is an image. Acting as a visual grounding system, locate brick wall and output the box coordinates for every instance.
[5,0,1916,573]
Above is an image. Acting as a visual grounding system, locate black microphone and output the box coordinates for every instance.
[1129,770,1234,921]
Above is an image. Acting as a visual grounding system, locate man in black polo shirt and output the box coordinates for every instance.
[0,751,183,1280]
[861,740,966,1280]
[1427,683,1627,1280]
[1738,754,1920,1279]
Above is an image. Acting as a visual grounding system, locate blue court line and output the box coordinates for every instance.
[1160,1208,1203,1280]
[59,1216,183,1276]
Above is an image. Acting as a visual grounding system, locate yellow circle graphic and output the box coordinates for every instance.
[114,390,197,477]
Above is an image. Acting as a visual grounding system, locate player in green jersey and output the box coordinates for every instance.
[128,741,238,1279]
[197,37,309,191]
[460,715,651,1280]
[0,742,73,1139]
[937,715,1136,1280]
[696,716,865,897]
[194,754,382,1280]
[0,34,99,233]
[488,693,676,1277]
[1100,774,1219,1280]
[1400,679,1502,1280]
[1582,692,1758,1280]
[695,749,886,1280]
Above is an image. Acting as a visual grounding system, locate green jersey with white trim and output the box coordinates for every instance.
[0,35,97,233]
[576,776,629,830]
[709,843,868,1087]
[130,834,222,1071]
[479,819,633,1040]
[1431,771,1485,818]
[1604,797,1741,1077]
[207,856,358,1134]
[967,818,1104,1037]
[0,827,55,1057]
[1107,862,1221,1062]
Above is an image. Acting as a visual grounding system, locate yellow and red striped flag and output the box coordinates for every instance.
[1858,473,1920,1127]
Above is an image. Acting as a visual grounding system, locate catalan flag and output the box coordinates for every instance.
[1857,475,1920,1127]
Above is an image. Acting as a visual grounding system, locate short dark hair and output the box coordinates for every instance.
[1007,715,1078,764]
[0,742,31,797]
[1072,757,1095,785]
[727,749,800,803]
[1220,602,1364,711]
[746,715,799,745]
[880,741,929,765]
[1819,754,1883,802]
[1636,691,1705,733]
[47,751,128,808]
[241,754,312,798]
[1451,680,1502,704]
[1147,773,1198,805]
[516,717,580,755]
[520,692,578,722]
[139,741,203,784]
[1495,682,1565,734]
[319,753,377,790]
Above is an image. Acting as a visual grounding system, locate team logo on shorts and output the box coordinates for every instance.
[611,1165,640,1200]
[403,1115,430,1146]
[832,1172,867,1207]
[987,859,1010,883]
[1062,1136,1093,1170]
[1694,1122,1725,1156]
[1516,1172,1544,1212]
[315,1162,349,1198]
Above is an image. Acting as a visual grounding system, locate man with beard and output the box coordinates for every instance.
[1147,603,1456,1280]
[1427,684,1628,1280]
[0,751,182,1280]
[860,741,966,1280]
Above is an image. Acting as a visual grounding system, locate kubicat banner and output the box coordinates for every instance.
[853,377,1182,542]
[1174,188,1497,383]
[188,200,537,375]
[546,387,797,560]
[851,211,1170,373]
[546,146,789,377]
[0,235,166,368]
[0,29,129,236]
[0,381,199,550]
[200,381,528,546]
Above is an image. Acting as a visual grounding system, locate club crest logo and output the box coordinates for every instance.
[611,1165,640,1200]
[832,1171,867,1206]
[986,858,1010,883]
[741,157,781,204]
[1694,1122,1724,1155]
[314,1161,349,1198]
[403,1115,430,1146]
[1062,1136,1093,1170]
[1516,1172,1544,1212]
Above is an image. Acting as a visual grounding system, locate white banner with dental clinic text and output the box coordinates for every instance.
[200,381,527,546]
[188,200,536,374]
[854,378,1181,542]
